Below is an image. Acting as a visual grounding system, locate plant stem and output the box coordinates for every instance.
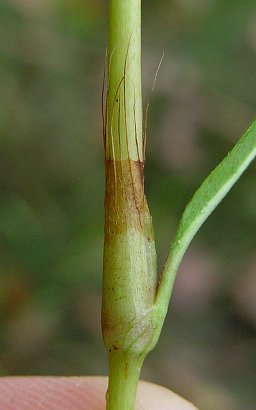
[102,1,158,409]
[107,0,142,161]
[106,352,143,410]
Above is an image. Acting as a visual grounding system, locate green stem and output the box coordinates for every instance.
[106,352,144,410]
[103,1,156,409]
[107,0,142,161]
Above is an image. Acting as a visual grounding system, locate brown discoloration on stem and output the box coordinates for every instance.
[104,159,149,242]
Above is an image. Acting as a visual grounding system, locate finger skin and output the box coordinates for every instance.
[0,377,197,410]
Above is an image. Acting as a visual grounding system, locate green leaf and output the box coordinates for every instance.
[155,120,256,313]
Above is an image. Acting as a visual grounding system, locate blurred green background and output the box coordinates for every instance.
[1,1,256,409]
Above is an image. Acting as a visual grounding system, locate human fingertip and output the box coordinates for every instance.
[136,381,198,410]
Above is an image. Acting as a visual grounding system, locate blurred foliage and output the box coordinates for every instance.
[0,1,256,409]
